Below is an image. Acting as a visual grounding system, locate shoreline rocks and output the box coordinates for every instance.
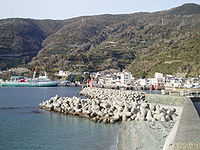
[39,87,180,124]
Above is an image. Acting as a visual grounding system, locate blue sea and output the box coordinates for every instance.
[0,87,119,150]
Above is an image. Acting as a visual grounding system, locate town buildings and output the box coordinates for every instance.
[55,70,200,90]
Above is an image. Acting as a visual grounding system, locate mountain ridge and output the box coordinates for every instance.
[0,3,200,78]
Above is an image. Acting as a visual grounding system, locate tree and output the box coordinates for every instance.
[83,73,90,82]
[73,74,84,82]
[66,74,75,82]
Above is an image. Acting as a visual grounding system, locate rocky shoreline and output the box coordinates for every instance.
[39,87,179,124]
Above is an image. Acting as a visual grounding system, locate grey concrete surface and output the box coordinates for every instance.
[146,94,186,106]
[117,121,174,150]
[173,98,200,150]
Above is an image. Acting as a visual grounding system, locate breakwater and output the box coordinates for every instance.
[39,87,179,123]
[146,94,186,106]
[173,98,200,150]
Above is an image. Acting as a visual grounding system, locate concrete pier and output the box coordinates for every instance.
[173,98,200,150]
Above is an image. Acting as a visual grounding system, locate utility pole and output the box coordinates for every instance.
[161,18,164,26]
[81,16,85,24]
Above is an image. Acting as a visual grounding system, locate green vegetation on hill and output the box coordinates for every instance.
[167,3,200,15]
[0,19,45,69]
[0,3,200,78]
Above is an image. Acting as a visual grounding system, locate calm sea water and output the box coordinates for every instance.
[194,102,200,116]
[0,87,119,150]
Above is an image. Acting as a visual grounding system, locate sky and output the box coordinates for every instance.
[1,0,200,20]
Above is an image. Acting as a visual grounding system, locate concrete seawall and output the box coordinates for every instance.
[145,94,186,106]
[173,98,200,150]
[118,121,175,150]
[118,95,200,150]
[117,94,185,150]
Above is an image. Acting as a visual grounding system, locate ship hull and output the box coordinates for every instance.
[1,81,59,87]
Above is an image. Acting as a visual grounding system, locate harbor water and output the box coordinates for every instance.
[0,87,119,150]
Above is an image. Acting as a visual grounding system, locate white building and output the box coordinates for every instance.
[55,70,70,77]
[147,78,158,85]
[154,72,164,79]
[153,72,165,86]
[120,71,133,85]
[138,79,147,86]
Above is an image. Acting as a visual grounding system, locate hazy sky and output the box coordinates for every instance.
[1,0,200,20]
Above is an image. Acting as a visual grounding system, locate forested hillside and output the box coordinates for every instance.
[0,3,200,78]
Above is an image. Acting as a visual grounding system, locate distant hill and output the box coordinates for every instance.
[0,18,67,69]
[0,3,200,78]
[167,3,200,15]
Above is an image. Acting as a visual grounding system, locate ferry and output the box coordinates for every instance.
[1,72,59,87]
